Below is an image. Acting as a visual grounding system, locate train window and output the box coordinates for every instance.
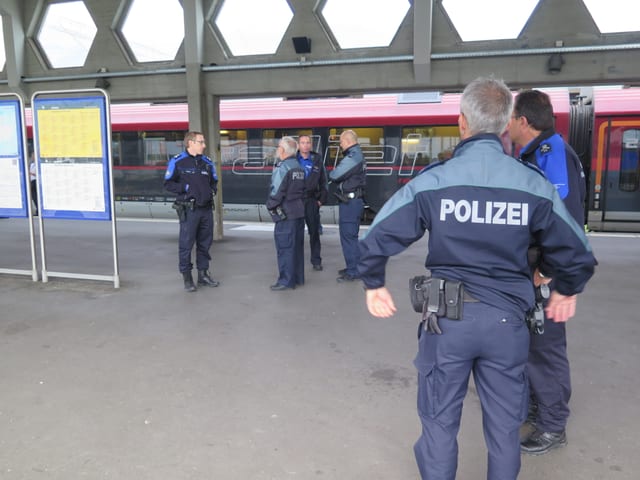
[619,129,640,192]
[221,130,248,167]
[326,127,386,168]
[399,126,460,176]
[112,130,184,167]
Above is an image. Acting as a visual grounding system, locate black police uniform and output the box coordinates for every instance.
[267,155,305,289]
[328,143,366,279]
[297,150,328,269]
[164,150,218,276]
[520,129,587,438]
[358,134,596,480]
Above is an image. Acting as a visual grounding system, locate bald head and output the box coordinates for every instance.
[339,130,358,151]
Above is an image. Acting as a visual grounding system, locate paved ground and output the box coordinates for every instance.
[1,217,638,479]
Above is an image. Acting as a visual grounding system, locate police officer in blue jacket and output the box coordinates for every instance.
[329,130,366,282]
[297,134,328,271]
[164,131,219,292]
[358,77,596,480]
[509,90,587,454]
[267,136,306,291]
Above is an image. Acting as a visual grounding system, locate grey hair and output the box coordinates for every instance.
[460,77,513,136]
[280,136,298,156]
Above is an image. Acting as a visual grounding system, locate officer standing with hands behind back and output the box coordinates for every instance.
[329,130,366,282]
[357,77,596,480]
[267,136,306,291]
[164,131,220,292]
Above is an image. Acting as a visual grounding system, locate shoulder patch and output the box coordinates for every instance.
[540,143,551,154]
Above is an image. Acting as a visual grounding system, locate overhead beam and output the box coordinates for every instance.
[413,0,432,84]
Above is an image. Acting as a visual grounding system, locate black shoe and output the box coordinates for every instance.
[520,429,567,455]
[182,271,197,292]
[338,268,347,276]
[312,264,323,271]
[198,270,220,287]
[270,283,294,291]
[337,274,360,283]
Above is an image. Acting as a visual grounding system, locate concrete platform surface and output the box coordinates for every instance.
[1,217,639,480]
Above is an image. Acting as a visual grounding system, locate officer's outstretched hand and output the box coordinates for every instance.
[545,291,577,323]
[366,287,397,318]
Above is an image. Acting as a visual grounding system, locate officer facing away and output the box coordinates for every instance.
[358,77,596,480]
[164,131,220,292]
[509,90,587,454]
[297,134,328,271]
[267,136,306,291]
[329,130,366,282]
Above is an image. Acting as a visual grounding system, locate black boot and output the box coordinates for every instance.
[198,270,220,287]
[182,271,197,292]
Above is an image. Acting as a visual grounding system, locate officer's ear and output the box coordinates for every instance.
[458,113,469,139]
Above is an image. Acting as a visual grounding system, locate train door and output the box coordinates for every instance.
[591,119,640,227]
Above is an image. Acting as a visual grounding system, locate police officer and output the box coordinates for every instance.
[267,136,305,291]
[358,77,596,480]
[297,134,328,271]
[329,130,366,282]
[164,131,219,292]
[509,90,587,454]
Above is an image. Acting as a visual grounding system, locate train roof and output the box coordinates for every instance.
[593,87,640,116]
[23,89,573,131]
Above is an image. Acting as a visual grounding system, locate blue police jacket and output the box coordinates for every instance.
[329,144,366,194]
[358,134,596,316]
[164,151,218,207]
[519,128,586,226]
[266,156,305,220]
[297,150,329,203]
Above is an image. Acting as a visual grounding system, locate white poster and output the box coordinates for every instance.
[40,162,105,212]
[0,156,23,209]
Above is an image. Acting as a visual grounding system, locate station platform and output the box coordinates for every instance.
[1,217,638,480]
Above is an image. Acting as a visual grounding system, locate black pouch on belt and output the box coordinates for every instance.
[444,280,464,320]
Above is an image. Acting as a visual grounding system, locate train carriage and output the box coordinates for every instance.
[587,88,640,231]
[24,87,640,231]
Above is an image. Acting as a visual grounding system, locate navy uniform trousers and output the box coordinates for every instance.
[179,207,213,273]
[274,217,305,288]
[413,302,529,480]
[338,197,364,276]
[303,198,322,267]
[527,315,571,432]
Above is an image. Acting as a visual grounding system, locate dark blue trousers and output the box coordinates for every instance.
[274,218,304,288]
[413,303,529,480]
[304,198,322,267]
[178,207,213,273]
[527,316,571,432]
[338,198,363,276]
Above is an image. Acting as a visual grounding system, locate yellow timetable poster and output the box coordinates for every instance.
[37,107,103,158]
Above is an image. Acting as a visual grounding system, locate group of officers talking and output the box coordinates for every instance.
[164,76,596,480]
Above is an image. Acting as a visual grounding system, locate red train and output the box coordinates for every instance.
[25,87,640,230]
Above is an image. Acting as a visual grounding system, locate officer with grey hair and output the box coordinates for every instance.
[357,77,596,480]
[267,136,306,290]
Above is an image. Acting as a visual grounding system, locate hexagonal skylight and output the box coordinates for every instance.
[36,1,97,68]
[582,0,640,34]
[319,0,410,49]
[213,0,293,56]
[442,0,539,42]
[120,0,184,63]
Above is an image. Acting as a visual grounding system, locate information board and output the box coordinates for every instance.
[32,95,111,220]
[0,98,28,217]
